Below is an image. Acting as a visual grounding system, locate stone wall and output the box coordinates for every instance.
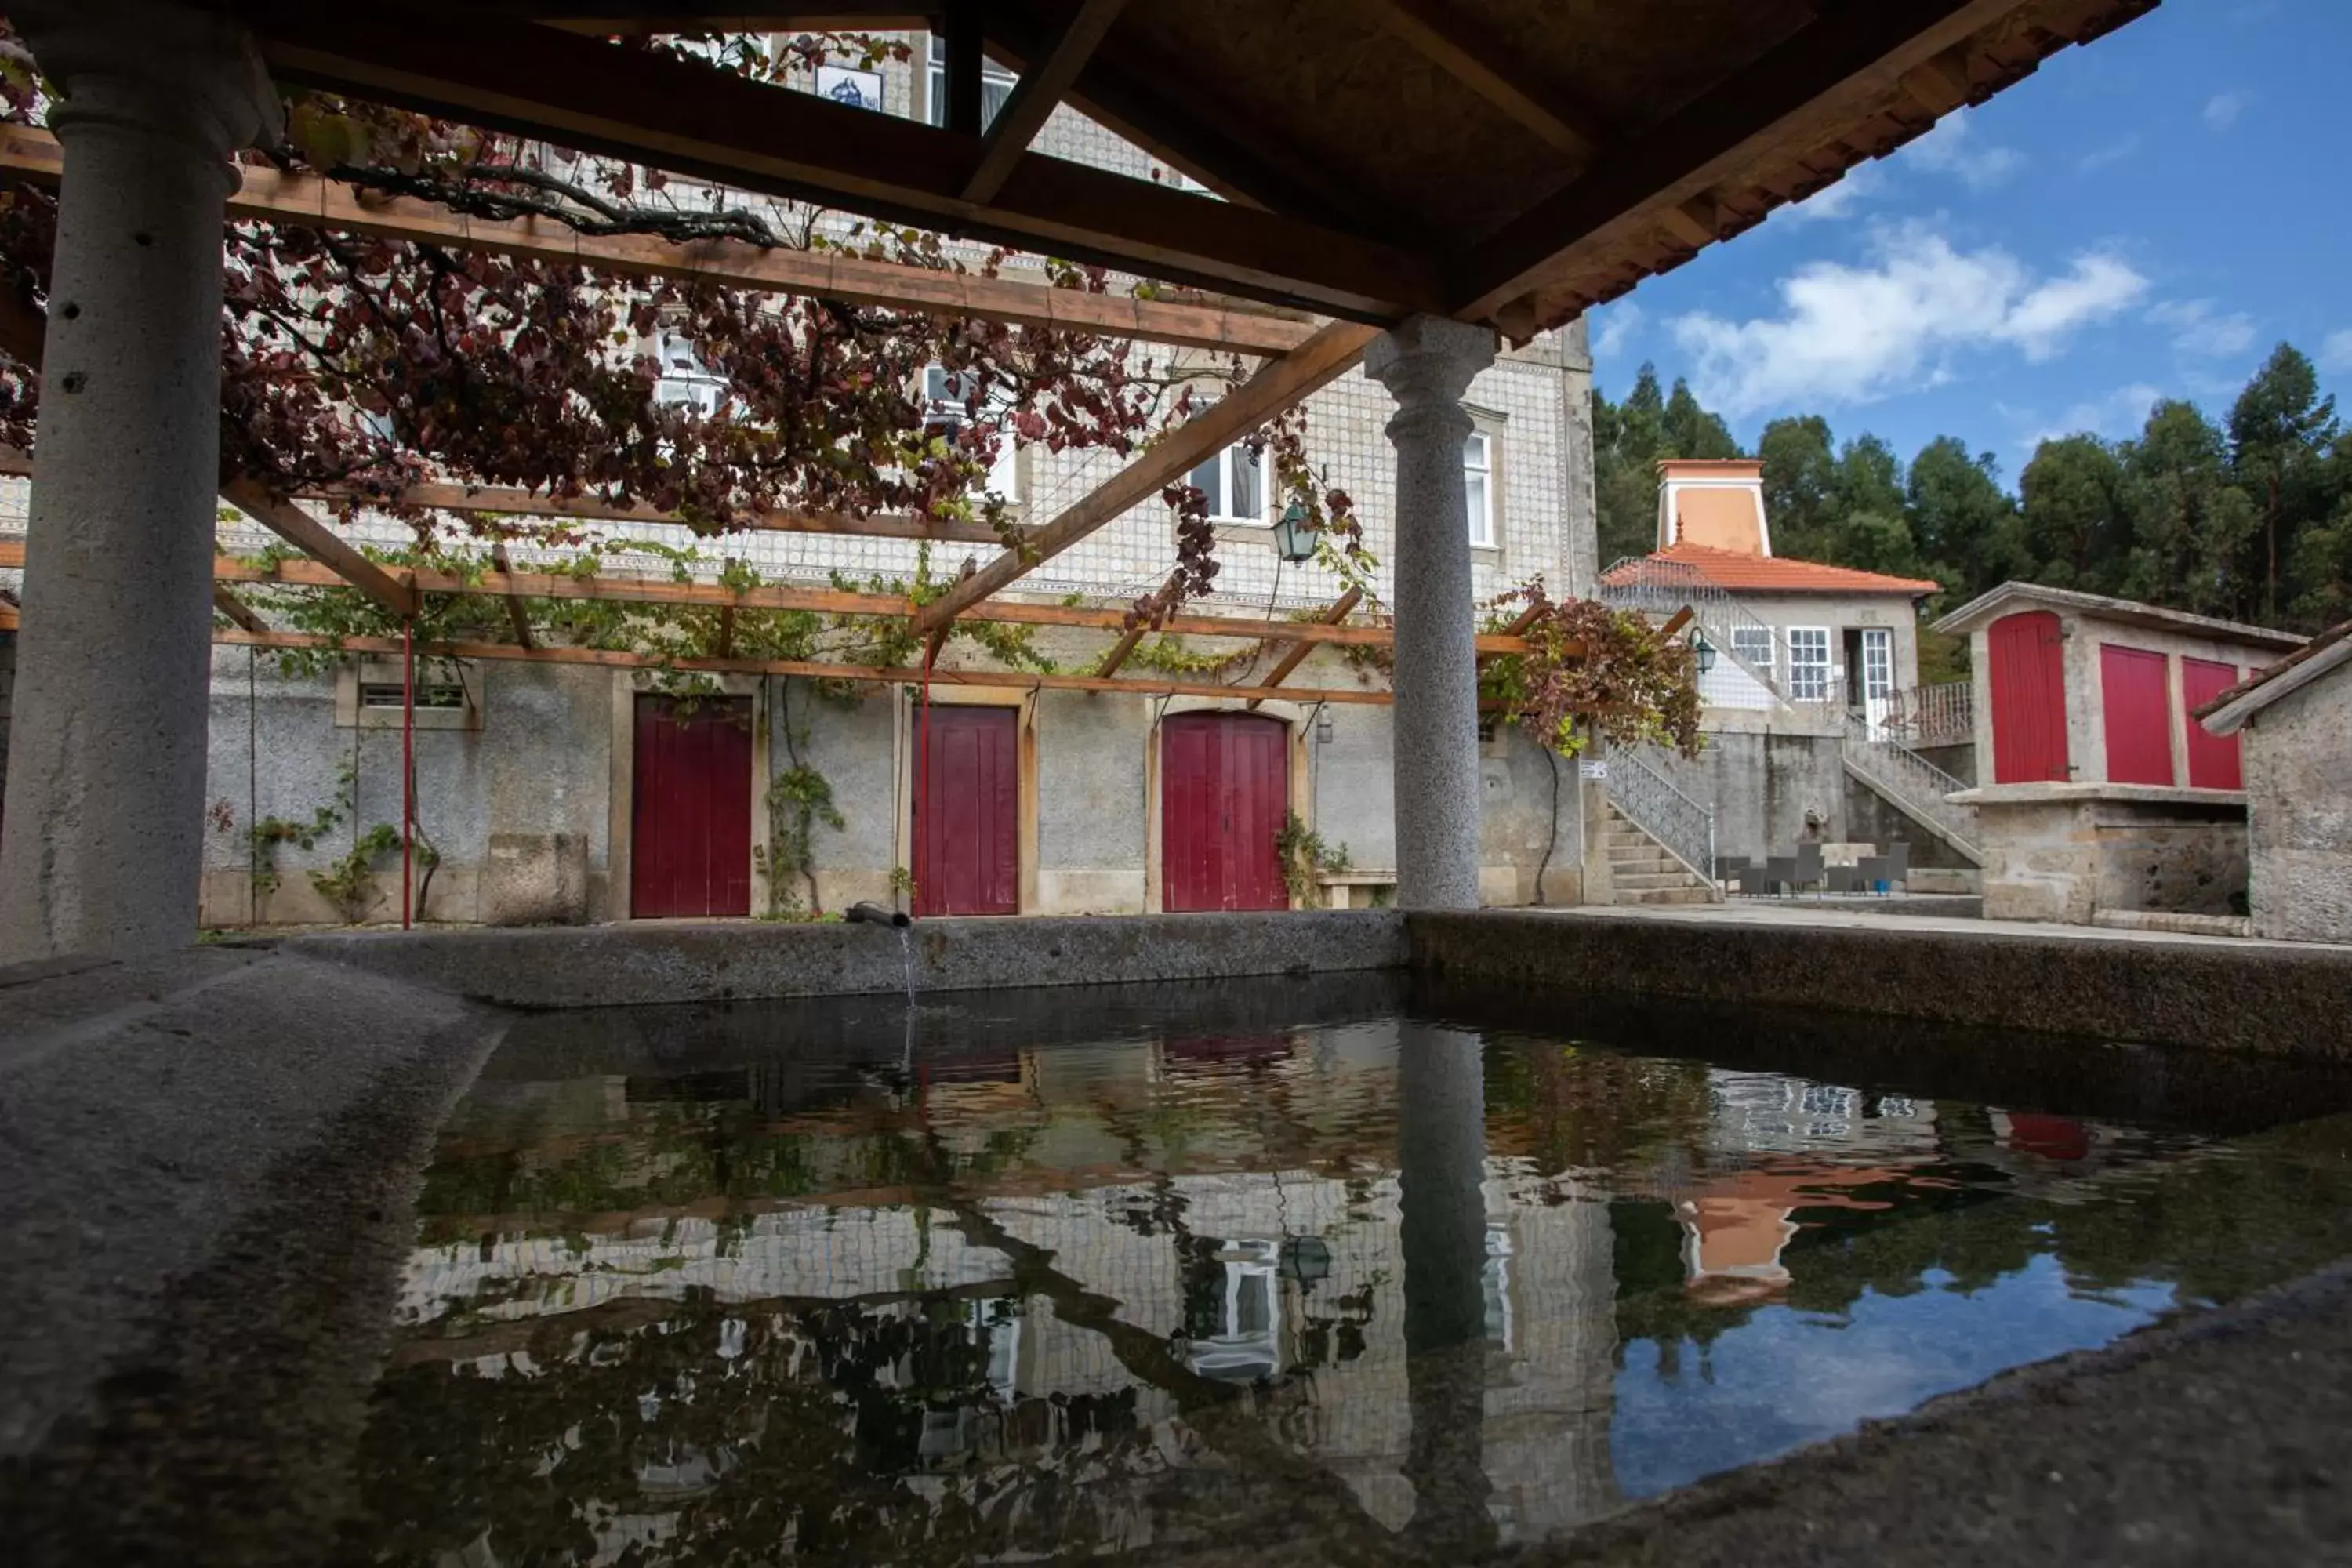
[1675,730,1849,863]
[1842,771,1976,871]
[2243,673,2352,943]
[1976,793,2247,924]
[194,652,1586,928]
[0,628,13,838]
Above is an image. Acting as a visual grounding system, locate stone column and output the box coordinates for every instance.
[1367,316,1497,911]
[0,2,279,962]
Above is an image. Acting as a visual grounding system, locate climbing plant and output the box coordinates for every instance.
[1478,583,1704,759]
[1273,811,1352,908]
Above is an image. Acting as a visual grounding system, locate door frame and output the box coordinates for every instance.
[608,673,768,920]
[1145,698,1313,913]
[892,684,1039,916]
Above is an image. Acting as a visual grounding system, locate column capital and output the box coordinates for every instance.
[1363,314,1499,414]
[13,0,281,177]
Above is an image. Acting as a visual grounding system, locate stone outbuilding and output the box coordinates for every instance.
[1933,583,2305,926]
[2192,619,2352,945]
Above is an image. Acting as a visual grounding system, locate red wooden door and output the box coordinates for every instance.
[2100,645,2174,786]
[916,704,1019,916]
[1163,712,1290,912]
[632,695,753,918]
[1987,611,2070,784]
[2181,657,2244,790]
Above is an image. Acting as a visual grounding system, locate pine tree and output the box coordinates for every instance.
[2019,435,2129,593]
[2227,343,2337,622]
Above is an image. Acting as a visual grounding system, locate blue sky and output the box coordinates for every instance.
[1588,0,2352,483]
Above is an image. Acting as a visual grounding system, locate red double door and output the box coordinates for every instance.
[1987,610,2069,784]
[1162,711,1290,912]
[632,695,753,919]
[916,704,1020,917]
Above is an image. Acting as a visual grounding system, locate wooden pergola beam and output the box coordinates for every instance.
[1247,588,1361,710]
[1091,568,1184,678]
[215,626,1410,708]
[0,537,1550,655]
[962,0,1129,205]
[217,476,422,619]
[488,543,536,648]
[0,125,1319,359]
[1475,601,1544,669]
[230,2,1443,319]
[909,318,1382,635]
[1360,0,1606,159]
[211,586,269,634]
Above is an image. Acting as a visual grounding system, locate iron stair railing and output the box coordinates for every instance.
[1603,745,1721,898]
[1840,713,1983,862]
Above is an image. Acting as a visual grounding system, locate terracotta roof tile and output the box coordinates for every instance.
[2190,615,2352,720]
[1602,543,1939,597]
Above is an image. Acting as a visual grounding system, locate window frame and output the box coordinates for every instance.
[1730,624,1776,677]
[1786,626,1834,702]
[924,33,1018,129]
[920,363,1022,503]
[1463,429,1497,549]
[1189,441,1270,528]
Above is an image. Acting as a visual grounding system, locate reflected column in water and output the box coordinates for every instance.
[1396,1022,1492,1549]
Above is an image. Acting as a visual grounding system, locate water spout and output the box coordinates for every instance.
[845,900,911,929]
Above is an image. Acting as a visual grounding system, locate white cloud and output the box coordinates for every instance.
[1668,223,2150,416]
[2203,91,2252,130]
[2147,299,2256,359]
[1900,111,2025,191]
[2021,382,2166,451]
[2321,330,2352,374]
[1592,302,1643,360]
[2076,135,2142,175]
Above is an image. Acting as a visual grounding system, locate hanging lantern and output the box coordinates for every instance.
[1690,631,1718,675]
[1272,500,1316,564]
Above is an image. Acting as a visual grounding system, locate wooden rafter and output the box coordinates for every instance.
[217,477,422,619]
[1091,568,1184,678]
[1474,601,1544,669]
[1246,589,1361,710]
[1359,0,1605,159]
[212,586,269,634]
[230,2,1442,319]
[488,543,537,648]
[908,319,1383,637]
[0,126,1317,359]
[962,0,1129,205]
[1453,0,2026,320]
[0,537,1544,656]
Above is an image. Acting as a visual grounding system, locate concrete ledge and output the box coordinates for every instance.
[2093,907,2253,938]
[282,909,1407,1009]
[1408,908,2352,1058]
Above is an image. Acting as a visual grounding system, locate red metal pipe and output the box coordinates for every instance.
[915,638,936,916]
[401,619,415,930]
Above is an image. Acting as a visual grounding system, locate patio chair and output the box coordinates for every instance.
[1858,854,1889,893]
[1825,864,1861,895]
[1794,841,1824,895]
[1765,855,1797,897]
[1882,841,1910,892]
[1733,864,1770,897]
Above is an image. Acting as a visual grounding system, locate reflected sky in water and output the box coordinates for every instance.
[343,978,2352,1565]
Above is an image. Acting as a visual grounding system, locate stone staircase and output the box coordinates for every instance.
[1604,804,1715,906]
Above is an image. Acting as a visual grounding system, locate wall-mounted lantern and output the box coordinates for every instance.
[1272,500,1316,564]
[1690,631,1718,676]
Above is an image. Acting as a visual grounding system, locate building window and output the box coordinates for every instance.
[653,329,727,417]
[1730,625,1775,677]
[922,364,1021,500]
[1464,431,1496,547]
[1788,627,1832,701]
[925,34,1018,130]
[1189,442,1267,525]
[360,680,465,711]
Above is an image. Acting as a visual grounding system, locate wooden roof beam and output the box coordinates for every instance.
[1452,0,2031,321]
[962,0,1129,205]
[212,586,269,634]
[1360,0,1606,159]
[232,2,1441,320]
[909,319,1382,635]
[489,543,537,648]
[0,126,1319,358]
[1092,567,1184,678]
[1247,588,1361,710]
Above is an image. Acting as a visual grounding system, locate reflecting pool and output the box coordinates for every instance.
[343,976,2352,1564]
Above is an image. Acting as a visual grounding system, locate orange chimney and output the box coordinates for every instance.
[1656,459,1769,556]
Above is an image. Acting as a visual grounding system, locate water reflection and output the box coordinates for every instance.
[345,980,2352,1564]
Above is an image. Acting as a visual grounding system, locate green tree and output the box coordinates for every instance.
[2019,435,2130,593]
[2227,342,2338,622]
[1758,415,1838,561]
[1907,437,2022,602]
[1663,376,1741,460]
[2120,400,2259,618]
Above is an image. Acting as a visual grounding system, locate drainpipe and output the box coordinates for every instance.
[401,619,414,930]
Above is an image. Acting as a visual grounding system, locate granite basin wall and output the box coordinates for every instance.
[1406,909,2352,1059]
[284,909,1409,1009]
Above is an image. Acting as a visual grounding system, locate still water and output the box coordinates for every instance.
[346,976,2352,1564]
